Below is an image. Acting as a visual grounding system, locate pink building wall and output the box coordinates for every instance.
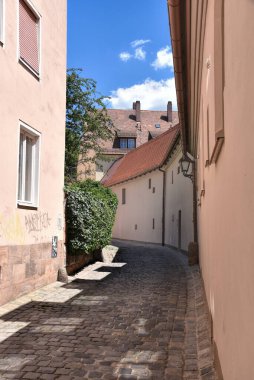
[196,1,254,378]
[0,0,66,305]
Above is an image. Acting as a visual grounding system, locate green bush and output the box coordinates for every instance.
[65,179,118,255]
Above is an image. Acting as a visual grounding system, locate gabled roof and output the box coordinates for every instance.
[102,124,180,187]
[107,109,179,131]
[100,108,179,152]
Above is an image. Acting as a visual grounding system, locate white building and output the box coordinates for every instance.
[102,126,193,252]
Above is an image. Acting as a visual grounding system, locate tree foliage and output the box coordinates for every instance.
[65,180,118,254]
[65,68,113,183]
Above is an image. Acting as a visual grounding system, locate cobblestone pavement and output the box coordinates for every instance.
[0,242,217,380]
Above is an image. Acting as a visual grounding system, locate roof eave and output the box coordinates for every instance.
[103,129,181,188]
[167,0,190,154]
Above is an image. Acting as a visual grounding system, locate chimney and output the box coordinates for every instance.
[167,101,172,122]
[135,100,141,122]
[133,102,136,110]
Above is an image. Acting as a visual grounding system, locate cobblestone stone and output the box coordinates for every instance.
[0,242,216,379]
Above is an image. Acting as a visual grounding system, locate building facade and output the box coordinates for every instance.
[102,127,193,251]
[78,101,178,181]
[0,0,66,305]
[168,0,254,378]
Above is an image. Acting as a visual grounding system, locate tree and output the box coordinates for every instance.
[65,68,114,183]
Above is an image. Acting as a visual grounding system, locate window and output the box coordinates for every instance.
[152,187,155,193]
[19,0,40,76]
[206,107,210,166]
[0,0,4,44]
[152,218,155,229]
[18,122,40,207]
[148,178,151,189]
[122,188,126,204]
[119,138,136,149]
[210,0,224,163]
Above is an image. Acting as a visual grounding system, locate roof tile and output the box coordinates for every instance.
[102,124,180,187]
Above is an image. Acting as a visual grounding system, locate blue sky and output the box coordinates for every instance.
[67,0,176,110]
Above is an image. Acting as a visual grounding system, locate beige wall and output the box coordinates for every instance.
[193,1,254,378]
[78,153,123,182]
[0,0,66,304]
[110,145,193,249]
[111,171,164,244]
[164,147,194,252]
[96,155,123,182]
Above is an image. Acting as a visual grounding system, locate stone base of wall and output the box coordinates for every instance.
[66,250,102,275]
[0,241,65,306]
[165,243,188,256]
[112,238,162,247]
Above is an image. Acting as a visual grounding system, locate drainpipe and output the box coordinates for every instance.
[159,168,166,246]
[192,161,198,244]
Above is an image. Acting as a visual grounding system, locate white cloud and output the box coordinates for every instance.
[134,47,146,61]
[131,39,151,48]
[109,77,176,110]
[151,46,173,70]
[119,40,151,63]
[119,52,132,62]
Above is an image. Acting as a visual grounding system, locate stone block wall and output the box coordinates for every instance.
[0,241,65,305]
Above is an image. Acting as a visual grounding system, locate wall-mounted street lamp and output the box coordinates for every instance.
[179,155,194,182]
[179,154,198,246]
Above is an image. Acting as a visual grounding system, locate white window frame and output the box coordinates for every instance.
[17,121,41,208]
[18,0,41,78]
[0,0,5,45]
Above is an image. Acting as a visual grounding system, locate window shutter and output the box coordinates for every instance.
[19,0,39,74]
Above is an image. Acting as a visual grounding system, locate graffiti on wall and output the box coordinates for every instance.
[0,208,64,245]
[0,209,56,244]
[25,212,51,234]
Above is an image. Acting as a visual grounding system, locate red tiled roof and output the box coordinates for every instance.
[101,108,179,152]
[102,124,180,187]
[107,109,178,130]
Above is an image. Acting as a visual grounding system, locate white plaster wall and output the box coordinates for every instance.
[164,148,194,251]
[111,171,163,244]
[0,0,66,246]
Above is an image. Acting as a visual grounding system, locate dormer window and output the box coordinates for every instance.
[155,124,160,128]
[115,130,137,149]
[120,138,136,149]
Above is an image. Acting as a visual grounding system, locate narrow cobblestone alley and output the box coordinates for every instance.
[0,243,216,380]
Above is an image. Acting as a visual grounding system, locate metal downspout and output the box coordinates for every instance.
[159,168,166,246]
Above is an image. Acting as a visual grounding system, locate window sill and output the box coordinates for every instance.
[19,58,40,81]
[210,137,224,164]
[17,201,38,210]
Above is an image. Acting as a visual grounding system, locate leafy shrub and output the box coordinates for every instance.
[65,179,118,254]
